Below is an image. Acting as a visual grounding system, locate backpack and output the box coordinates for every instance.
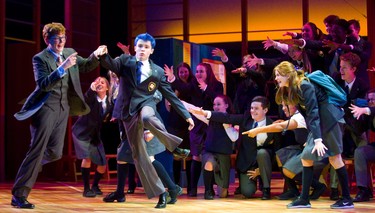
[306,70,347,107]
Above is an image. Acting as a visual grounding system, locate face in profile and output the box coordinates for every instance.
[275,70,289,88]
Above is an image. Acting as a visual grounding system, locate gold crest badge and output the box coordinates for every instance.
[148,82,156,92]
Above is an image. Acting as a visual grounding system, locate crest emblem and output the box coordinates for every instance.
[148,82,156,92]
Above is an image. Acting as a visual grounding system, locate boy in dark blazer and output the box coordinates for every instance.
[99,33,194,208]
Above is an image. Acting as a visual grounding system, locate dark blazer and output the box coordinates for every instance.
[72,89,114,145]
[14,48,100,120]
[100,54,191,121]
[297,80,345,140]
[209,111,279,173]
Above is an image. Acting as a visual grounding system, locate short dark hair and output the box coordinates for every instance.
[334,18,351,35]
[251,96,270,110]
[324,15,339,25]
[348,19,360,32]
[134,33,156,48]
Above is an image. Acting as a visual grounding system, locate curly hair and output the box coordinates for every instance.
[42,22,66,40]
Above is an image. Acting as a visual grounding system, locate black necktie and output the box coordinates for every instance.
[344,85,349,95]
[136,61,143,84]
[253,122,258,129]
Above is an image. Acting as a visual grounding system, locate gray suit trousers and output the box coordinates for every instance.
[123,106,182,198]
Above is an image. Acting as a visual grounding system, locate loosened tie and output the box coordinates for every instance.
[136,61,143,84]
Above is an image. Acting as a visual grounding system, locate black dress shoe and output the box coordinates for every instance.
[11,196,35,209]
[83,189,96,197]
[204,190,214,200]
[173,147,190,159]
[92,185,103,195]
[155,192,168,208]
[353,189,370,202]
[188,188,197,197]
[276,190,299,200]
[127,189,135,194]
[261,188,271,200]
[103,192,126,202]
[168,185,183,204]
[234,186,241,195]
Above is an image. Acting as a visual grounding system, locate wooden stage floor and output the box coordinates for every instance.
[1,178,375,212]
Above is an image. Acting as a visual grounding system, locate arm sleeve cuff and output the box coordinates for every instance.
[206,111,212,119]
[366,107,371,115]
[168,75,176,83]
[57,67,66,78]
[314,138,323,143]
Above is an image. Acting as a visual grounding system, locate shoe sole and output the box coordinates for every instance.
[287,205,311,209]
[330,205,354,209]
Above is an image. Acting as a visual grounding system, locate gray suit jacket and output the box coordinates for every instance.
[14,48,100,120]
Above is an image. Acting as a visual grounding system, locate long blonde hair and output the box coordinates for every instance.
[274,61,307,106]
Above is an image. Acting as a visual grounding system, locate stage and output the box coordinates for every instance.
[1,177,375,212]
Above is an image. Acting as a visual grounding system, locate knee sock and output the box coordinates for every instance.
[152,160,176,190]
[128,164,137,190]
[173,160,182,185]
[81,167,91,191]
[301,166,313,200]
[116,164,129,195]
[336,166,351,199]
[191,160,202,190]
[311,178,322,188]
[284,176,299,193]
[92,170,103,187]
[203,170,214,191]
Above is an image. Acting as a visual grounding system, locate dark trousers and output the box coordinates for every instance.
[12,104,69,197]
[123,106,182,198]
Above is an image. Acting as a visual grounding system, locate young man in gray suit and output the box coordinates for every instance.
[12,22,107,209]
[100,33,194,208]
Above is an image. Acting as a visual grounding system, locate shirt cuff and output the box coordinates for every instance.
[168,75,176,83]
[299,39,306,49]
[57,66,66,78]
[206,111,212,119]
[366,107,371,115]
[222,56,228,63]
[260,59,265,65]
[314,138,323,143]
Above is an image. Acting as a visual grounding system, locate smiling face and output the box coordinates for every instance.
[250,101,267,121]
[48,33,66,54]
[195,64,207,82]
[178,66,190,83]
[302,24,314,41]
[213,96,228,113]
[339,60,356,83]
[134,39,154,61]
[95,77,109,97]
